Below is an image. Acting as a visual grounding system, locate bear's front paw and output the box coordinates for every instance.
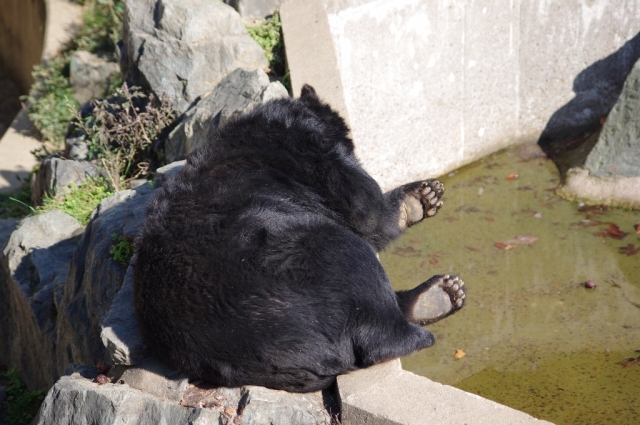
[399,180,444,228]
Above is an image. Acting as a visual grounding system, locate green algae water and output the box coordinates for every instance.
[380,145,640,425]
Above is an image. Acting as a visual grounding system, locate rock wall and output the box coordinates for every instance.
[282,0,640,191]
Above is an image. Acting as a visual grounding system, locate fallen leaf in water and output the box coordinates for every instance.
[578,204,608,213]
[605,223,628,239]
[487,270,498,275]
[504,235,539,245]
[465,246,481,252]
[484,216,495,222]
[454,349,466,360]
[635,224,640,234]
[494,242,516,250]
[617,356,640,368]
[429,258,439,265]
[444,216,458,223]
[619,244,640,256]
[506,173,519,180]
[393,246,421,257]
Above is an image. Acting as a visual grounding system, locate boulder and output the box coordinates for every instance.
[64,135,89,161]
[120,0,269,114]
[585,58,640,179]
[153,159,186,189]
[240,386,332,425]
[69,51,120,104]
[165,68,288,163]
[32,373,222,425]
[100,258,150,365]
[31,156,100,206]
[224,0,283,20]
[0,210,83,390]
[55,184,153,376]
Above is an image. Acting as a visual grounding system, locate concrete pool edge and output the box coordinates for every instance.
[338,359,554,425]
[557,167,640,210]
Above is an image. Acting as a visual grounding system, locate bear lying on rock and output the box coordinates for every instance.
[134,85,465,392]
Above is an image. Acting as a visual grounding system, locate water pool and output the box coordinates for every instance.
[380,144,640,425]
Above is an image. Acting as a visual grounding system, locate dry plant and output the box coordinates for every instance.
[73,84,174,190]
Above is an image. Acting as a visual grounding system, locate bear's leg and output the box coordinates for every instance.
[396,275,466,326]
[385,180,445,231]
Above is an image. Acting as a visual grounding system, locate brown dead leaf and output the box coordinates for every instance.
[454,349,466,360]
[494,242,516,250]
[465,246,481,252]
[393,246,421,257]
[617,356,640,368]
[619,244,640,256]
[506,173,519,180]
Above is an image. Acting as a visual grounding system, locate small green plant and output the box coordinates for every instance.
[247,13,289,90]
[0,182,34,219]
[24,0,125,151]
[109,233,133,266]
[73,84,175,191]
[24,57,79,148]
[0,366,46,425]
[74,0,125,54]
[36,178,113,225]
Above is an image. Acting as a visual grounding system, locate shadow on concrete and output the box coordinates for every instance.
[538,31,640,177]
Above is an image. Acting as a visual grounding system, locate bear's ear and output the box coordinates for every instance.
[300,84,319,100]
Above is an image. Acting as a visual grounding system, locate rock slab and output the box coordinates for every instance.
[121,0,268,114]
[0,210,83,390]
[224,0,283,19]
[69,51,120,104]
[585,58,640,178]
[32,373,221,425]
[165,68,288,162]
[30,156,100,206]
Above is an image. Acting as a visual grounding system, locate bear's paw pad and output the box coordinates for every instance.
[412,275,465,325]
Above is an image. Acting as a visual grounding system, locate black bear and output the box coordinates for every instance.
[134,85,465,393]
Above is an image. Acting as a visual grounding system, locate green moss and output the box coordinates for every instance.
[109,233,133,266]
[0,366,45,425]
[36,178,114,225]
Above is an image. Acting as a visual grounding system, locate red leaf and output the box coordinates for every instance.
[619,244,640,256]
[605,223,628,240]
[506,173,519,180]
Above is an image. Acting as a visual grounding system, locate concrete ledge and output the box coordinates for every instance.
[280,0,350,124]
[338,360,554,425]
[556,167,640,209]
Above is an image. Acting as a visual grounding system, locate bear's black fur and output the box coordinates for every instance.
[134,85,464,393]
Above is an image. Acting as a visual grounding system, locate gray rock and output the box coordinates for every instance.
[70,51,120,104]
[0,210,83,390]
[31,156,100,206]
[101,258,150,365]
[64,135,89,161]
[153,160,186,189]
[32,374,221,425]
[121,0,268,114]
[224,0,283,19]
[240,386,332,425]
[165,68,288,163]
[109,356,189,402]
[585,58,640,178]
[55,185,153,376]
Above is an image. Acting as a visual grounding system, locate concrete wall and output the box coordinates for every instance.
[0,0,46,93]
[284,0,640,191]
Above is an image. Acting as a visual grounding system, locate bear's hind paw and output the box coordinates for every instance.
[408,274,465,326]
